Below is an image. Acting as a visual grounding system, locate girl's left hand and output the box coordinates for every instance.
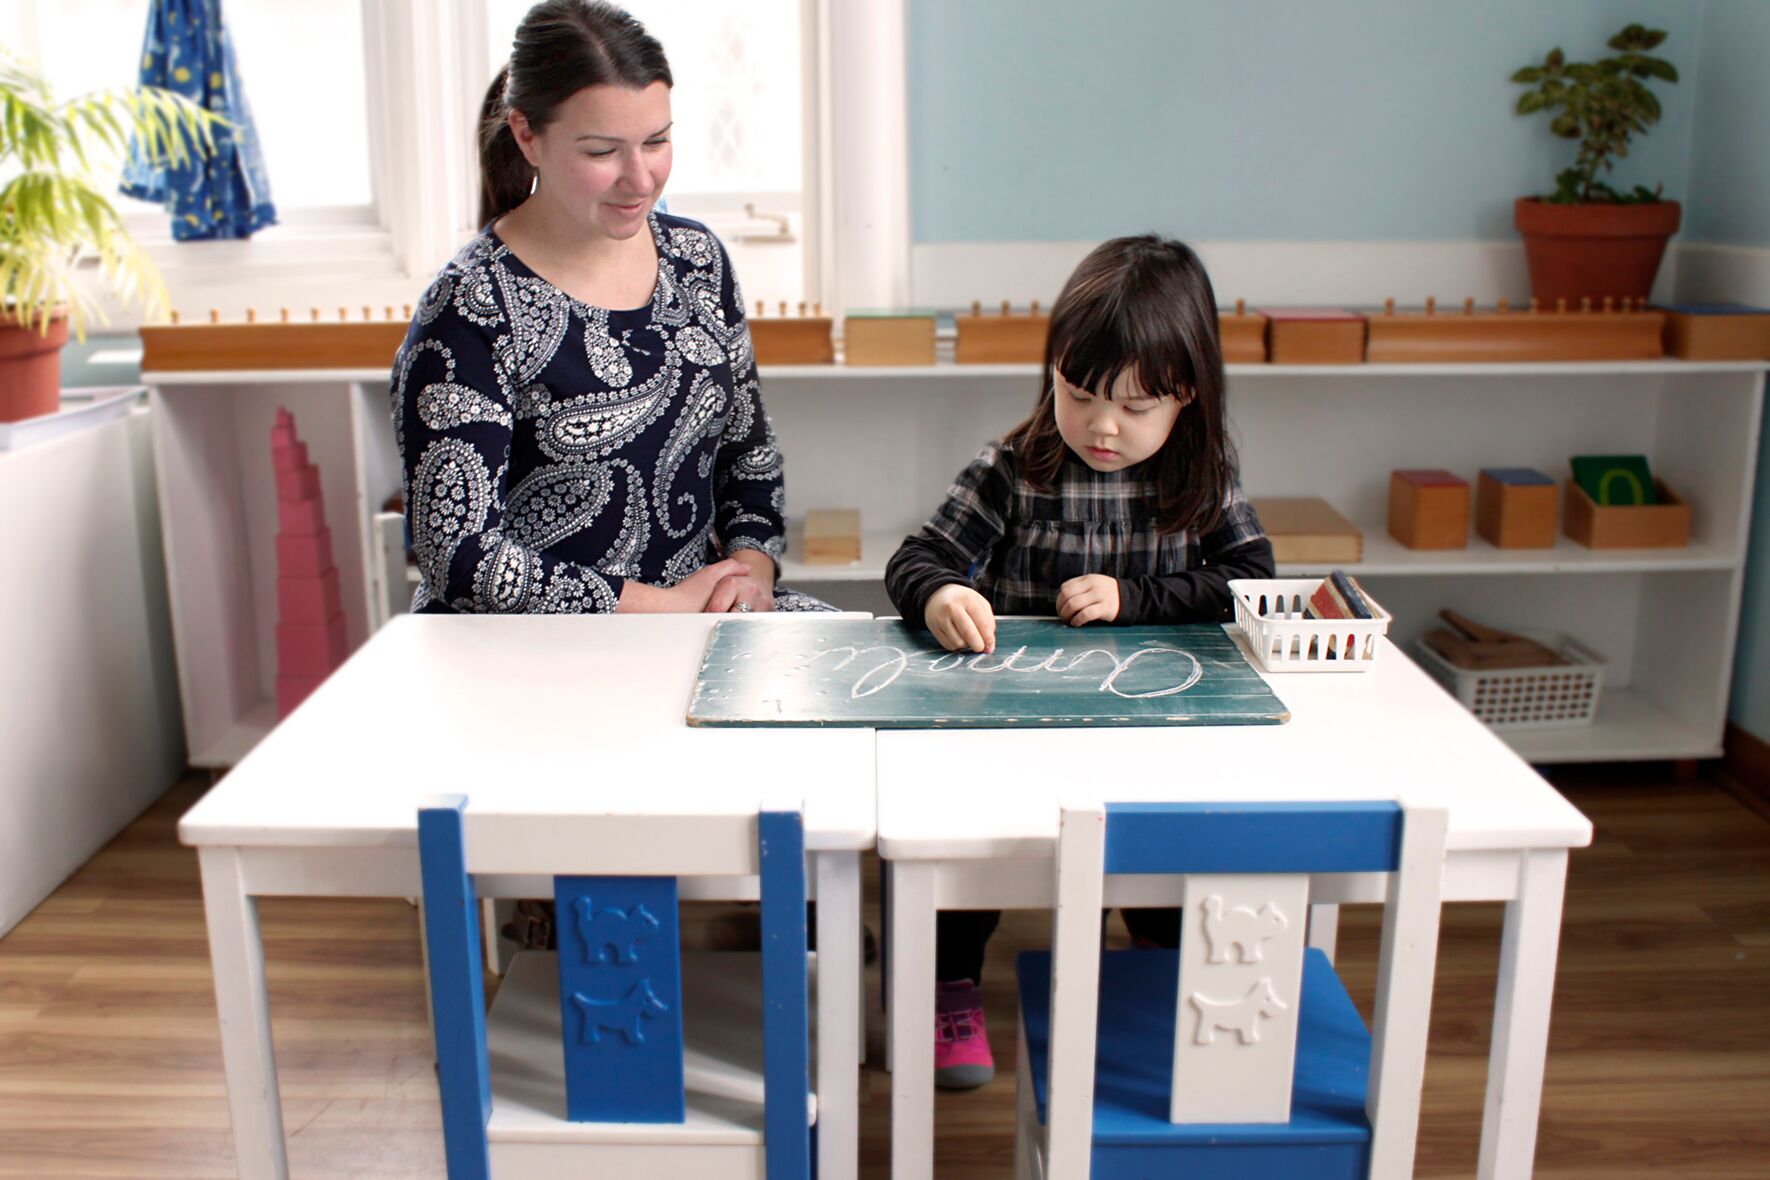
[1057,574,1120,627]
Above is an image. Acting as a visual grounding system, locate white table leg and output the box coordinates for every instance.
[198,846,288,1180]
[889,861,937,1180]
[1478,849,1569,1180]
[816,851,861,1180]
[1307,902,1340,962]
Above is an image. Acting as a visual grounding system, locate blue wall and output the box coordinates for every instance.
[907,0,1699,244]
[1690,2,1770,741]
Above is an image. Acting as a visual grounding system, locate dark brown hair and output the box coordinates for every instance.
[479,1,672,226]
[1001,234,1234,535]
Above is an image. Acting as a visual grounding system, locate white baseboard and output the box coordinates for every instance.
[910,238,1703,310]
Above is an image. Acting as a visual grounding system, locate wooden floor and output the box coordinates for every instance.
[1,765,1766,1178]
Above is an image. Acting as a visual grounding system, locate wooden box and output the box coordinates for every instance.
[955,304,1049,364]
[1564,478,1690,549]
[1249,496,1362,564]
[1260,307,1366,365]
[1476,468,1558,549]
[801,508,861,564]
[1660,303,1770,360]
[1219,303,1268,363]
[1365,302,1665,362]
[749,316,835,365]
[1388,468,1469,549]
[843,311,936,366]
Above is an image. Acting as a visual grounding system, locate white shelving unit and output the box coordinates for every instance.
[145,358,1765,767]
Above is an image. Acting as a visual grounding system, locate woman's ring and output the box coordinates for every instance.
[733,601,752,613]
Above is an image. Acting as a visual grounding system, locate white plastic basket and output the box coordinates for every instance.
[1412,632,1606,730]
[1229,578,1392,673]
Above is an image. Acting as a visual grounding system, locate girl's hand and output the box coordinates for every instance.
[1057,574,1120,627]
[925,584,996,653]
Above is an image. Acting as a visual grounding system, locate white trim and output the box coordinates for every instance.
[1673,242,1770,305]
[911,239,1693,309]
[820,0,910,316]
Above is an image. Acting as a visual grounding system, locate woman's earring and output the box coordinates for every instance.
[529,171,539,196]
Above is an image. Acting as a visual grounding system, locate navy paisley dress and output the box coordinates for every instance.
[391,211,822,613]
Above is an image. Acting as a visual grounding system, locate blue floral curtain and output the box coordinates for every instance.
[121,0,277,240]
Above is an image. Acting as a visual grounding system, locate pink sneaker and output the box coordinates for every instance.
[934,979,995,1089]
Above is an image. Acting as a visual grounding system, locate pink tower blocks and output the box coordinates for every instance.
[272,408,347,718]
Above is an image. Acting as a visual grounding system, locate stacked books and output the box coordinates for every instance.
[1304,570,1374,621]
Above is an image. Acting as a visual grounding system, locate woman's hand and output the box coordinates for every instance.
[705,549,776,613]
[925,584,996,653]
[1057,574,1120,627]
[618,558,747,613]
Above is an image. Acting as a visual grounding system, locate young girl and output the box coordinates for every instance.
[884,234,1276,1089]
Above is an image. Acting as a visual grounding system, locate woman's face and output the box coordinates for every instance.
[512,81,673,241]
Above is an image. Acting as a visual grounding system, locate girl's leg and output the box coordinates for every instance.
[933,909,1000,1089]
[1120,906,1181,949]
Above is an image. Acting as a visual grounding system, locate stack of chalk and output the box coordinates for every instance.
[1305,570,1374,621]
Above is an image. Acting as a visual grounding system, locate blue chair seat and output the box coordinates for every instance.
[1018,948,1372,1179]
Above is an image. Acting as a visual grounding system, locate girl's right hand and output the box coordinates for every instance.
[925,584,996,653]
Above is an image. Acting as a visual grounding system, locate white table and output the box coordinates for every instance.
[878,632,1593,1180]
[179,612,876,1180]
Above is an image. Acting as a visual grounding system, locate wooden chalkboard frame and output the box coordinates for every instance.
[687,619,1289,729]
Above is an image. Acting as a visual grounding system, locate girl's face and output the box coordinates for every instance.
[511,81,673,241]
[1052,365,1186,473]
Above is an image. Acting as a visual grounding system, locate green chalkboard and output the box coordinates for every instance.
[686,619,1288,728]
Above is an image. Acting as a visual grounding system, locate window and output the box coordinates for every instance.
[482,0,812,304]
[15,0,377,233]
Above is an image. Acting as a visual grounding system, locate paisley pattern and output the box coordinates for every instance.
[391,211,814,614]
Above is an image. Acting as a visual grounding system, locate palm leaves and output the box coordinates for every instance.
[1,50,224,337]
[1511,24,1678,205]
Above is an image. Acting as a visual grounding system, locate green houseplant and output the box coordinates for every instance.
[1510,24,1682,305]
[0,51,220,421]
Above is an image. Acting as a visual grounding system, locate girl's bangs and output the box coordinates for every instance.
[1053,296,1198,401]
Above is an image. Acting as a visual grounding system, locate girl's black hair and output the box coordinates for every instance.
[479,1,672,226]
[1001,234,1234,535]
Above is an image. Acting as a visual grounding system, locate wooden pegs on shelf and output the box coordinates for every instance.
[813,302,822,316]
[1498,297,1511,313]
[246,308,257,324]
[1234,298,1246,316]
[1579,296,1592,313]
[362,305,372,322]
[338,306,349,321]
[1602,296,1614,313]
[209,308,221,325]
[279,308,290,323]
[1555,298,1567,313]
[168,309,181,325]
[1464,297,1475,315]
[385,306,394,320]
[1031,299,1041,315]
[798,301,807,317]
[1000,299,1011,315]
[971,299,982,317]
[1530,297,1541,314]
[311,308,321,322]
[403,304,412,319]
[1384,297,1396,316]
[778,301,787,317]
[1425,296,1436,316]
[755,299,764,318]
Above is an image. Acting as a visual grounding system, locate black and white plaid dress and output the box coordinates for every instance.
[885,440,1275,627]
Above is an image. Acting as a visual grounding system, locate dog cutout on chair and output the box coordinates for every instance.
[1200,895,1290,964]
[571,979,672,1045]
[1189,978,1290,1045]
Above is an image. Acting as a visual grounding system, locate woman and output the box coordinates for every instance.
[392,0,819,615]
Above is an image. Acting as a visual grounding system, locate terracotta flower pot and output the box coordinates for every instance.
[0,314,70,422]
[1514,197,1681,307]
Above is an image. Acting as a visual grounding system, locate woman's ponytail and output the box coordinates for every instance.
[479,65,533,227]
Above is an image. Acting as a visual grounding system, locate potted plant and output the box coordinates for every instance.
[1511,24,1681,306]
[1,51,219,421]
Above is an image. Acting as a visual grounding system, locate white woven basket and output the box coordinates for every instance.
[1413,632,1606,730]
[1229,578,1391,673]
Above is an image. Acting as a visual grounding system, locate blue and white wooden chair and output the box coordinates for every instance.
[1015,799,1448,1180]
[418,794,814,1180]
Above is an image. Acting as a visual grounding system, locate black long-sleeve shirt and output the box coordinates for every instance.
[885,441,1275,628]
